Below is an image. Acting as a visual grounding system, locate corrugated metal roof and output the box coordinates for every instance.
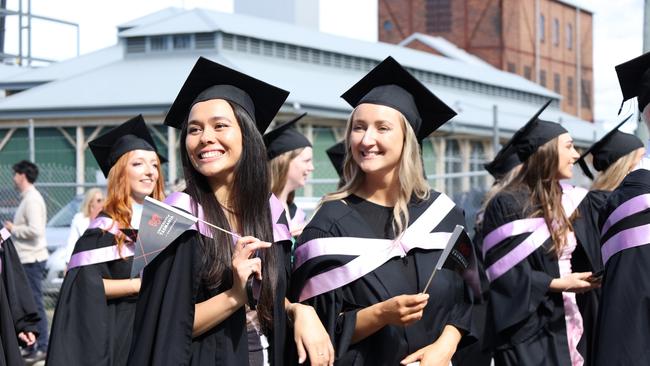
[118,7,185,30]
[0,64,27,80]
[0,50,600,143]
[118,8,558,99]
[398,33,493,68]
[0,46,122,86]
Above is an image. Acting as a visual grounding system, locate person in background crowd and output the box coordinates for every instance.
[3,160,48,363]
[64,188,105,265]
[594,51,650,366]
[0,224,40,366]
[46,115,166,366]
[264,113,314,237]
[481,101,602,366]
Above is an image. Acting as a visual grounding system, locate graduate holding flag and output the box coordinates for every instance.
[481,101,602,366]
[594,52,650,366]
[291,56,475,366]
[127,57,334,366]
[46,115,166,366]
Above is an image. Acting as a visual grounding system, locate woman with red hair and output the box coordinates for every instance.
[46,115,166,366]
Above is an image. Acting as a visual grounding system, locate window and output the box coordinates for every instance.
[195,33,215,49]
[581,79,592,109]
[126,37,146,53]
[426,0,452,32]
[567,76,574,105]
[539,14,545,42]
[150,36,168,51]
[444,139,462,199]
[566,24,573,50]
[553,18,560,46]
[540,70,547,87]
[469,142,486,189]
[383,20,393,31]
[524,66,532,80]
[173,34,191,49]
[554,73,561,93]
[507,62,516,73]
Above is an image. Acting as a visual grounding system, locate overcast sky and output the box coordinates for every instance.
[0,0,645,127]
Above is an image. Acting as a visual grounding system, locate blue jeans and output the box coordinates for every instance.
[23,260,49,352]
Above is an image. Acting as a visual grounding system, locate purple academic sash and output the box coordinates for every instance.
[0,227,10,273]
[483,183,588,282]
[67,217,134,270]
[163,192,291,243]
[600,193,650,265]
[294,193,457,302]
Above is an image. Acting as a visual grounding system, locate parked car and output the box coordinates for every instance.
[43,195,83,298]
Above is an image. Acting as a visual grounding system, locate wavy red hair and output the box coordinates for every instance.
[103,151,165,253]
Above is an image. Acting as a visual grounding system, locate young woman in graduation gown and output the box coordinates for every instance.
[0,228,39,366]
[481,102,602,366]
[264,113,314,238]
[572,116,645,365]
[291,56,474,366]
[594,52,650,366]
[46,115,166,366]
[127,57,334,366]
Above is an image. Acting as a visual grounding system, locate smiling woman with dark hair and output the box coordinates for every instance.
[127,57,333,366]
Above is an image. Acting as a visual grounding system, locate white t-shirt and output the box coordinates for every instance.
[65,213,90,263]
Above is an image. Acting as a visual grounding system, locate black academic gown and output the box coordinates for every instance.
[127,221,292,365]
[0,237,39,366]
[482,188,602,366]
[291,192,474,365]
[594,169,650,366]
[46,216,137,366]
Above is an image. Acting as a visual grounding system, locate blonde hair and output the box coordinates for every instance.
[591,147,644,191]
[269,148,305,205]
[320,106,430,235]
[81,188,103,217]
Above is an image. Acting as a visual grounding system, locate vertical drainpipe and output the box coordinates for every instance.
[535,0,540,82]
[576,6,582,119]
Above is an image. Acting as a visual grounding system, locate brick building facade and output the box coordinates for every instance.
[379,0,594,121]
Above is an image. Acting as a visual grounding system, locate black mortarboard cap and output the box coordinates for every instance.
[326,141,345,178]
[576,114,644,179]
[510,100,567,162]
[340,56,456,141]
[484,144,521,180]
[89,115,167,178]
[164,57,289,133]
[263,113,311,160]
[615,52,650,113]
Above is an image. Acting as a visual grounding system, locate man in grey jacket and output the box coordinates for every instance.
[4,160,49,362]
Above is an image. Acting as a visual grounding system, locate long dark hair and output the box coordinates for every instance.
[503,136,575,257]
[180,101,279,334]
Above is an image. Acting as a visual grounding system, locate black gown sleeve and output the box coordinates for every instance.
[128,230,198,366]
[482,193,553,335]
[2,237,39,336]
